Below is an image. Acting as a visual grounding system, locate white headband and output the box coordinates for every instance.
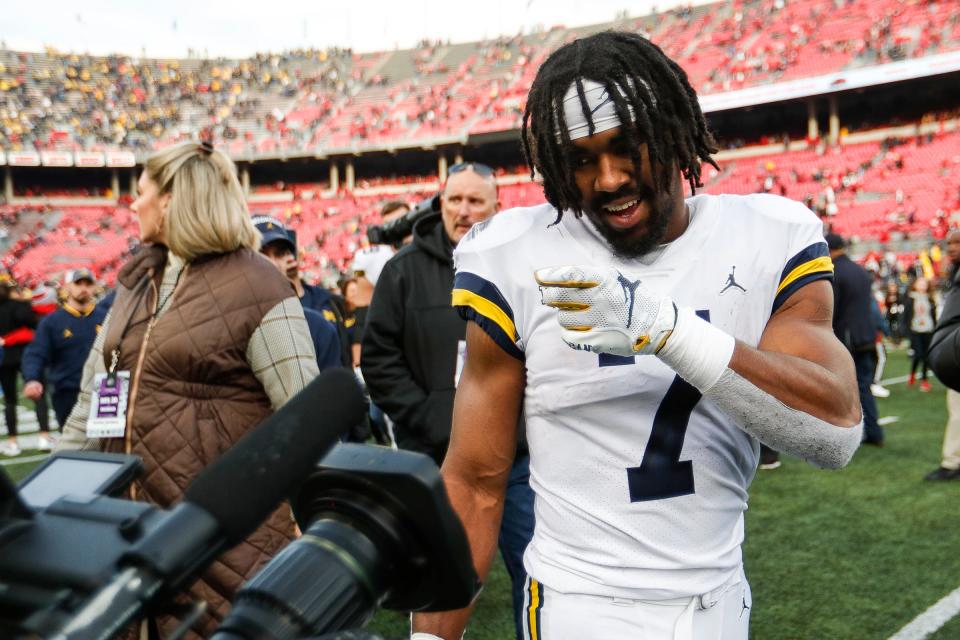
[559,78,655,140]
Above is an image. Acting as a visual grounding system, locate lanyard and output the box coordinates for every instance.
[106,265,185,385]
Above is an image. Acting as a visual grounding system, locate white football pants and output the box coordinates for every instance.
[522,567,750,640]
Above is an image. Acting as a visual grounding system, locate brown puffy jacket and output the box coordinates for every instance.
[100,246,297,638]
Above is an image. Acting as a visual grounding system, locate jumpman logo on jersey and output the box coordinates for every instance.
[740,595,751,619]
[617,272,642,328]
[720,266,747,295]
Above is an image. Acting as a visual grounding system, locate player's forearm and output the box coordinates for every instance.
[727,342,860,427]
[656,307,862,468]
[654,303,859,426]
[704,366,862,469]
[412,472,506,639]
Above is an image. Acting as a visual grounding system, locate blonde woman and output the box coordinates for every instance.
[58,141,318,638]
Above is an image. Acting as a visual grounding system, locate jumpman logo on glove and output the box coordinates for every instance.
[617,272,641,329]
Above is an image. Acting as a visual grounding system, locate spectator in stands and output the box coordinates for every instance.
[362,162,534,639]
[926,229,960,480]
[0,273,38,456]
[57,141,318,636]
[21,269,108,442]
[828,233,884,446]
[905,276,938,392]
[254,216,342,371]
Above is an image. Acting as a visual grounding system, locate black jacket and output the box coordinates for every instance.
[0,297,38,367]
[930,269,960,390]
[361,213,463,462]
[831,253,876,352]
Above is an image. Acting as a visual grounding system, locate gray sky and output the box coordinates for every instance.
[3,0,712,58]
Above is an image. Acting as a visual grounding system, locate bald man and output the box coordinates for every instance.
[363,163,535,638]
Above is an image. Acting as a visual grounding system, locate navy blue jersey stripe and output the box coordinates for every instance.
[771,272,834,314]
[457,306,524,361]
[454,271,516,325]
[780,242,829,284]
[599,353,636,367]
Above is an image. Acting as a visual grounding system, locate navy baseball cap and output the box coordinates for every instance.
[252,215,296,253]
[65,268,96,284]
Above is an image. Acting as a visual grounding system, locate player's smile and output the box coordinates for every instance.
[595,185,656,232]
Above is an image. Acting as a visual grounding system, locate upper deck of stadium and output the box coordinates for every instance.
[1,0,958,161]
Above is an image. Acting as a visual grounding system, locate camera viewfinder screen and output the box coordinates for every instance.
[19,458,124,509]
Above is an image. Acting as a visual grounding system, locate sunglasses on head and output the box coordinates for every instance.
[448,162,495,177]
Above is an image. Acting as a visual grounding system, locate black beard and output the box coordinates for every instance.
[583,188,672,260]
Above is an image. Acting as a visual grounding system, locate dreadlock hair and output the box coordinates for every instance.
[521,31,720,218]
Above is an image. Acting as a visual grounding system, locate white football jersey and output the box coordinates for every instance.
[351,244,395,286]
[452,193,833,600]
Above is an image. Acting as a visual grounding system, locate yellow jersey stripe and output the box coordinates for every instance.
[452,288,518,341]
[527,578,540,640]
[776,256,834,296]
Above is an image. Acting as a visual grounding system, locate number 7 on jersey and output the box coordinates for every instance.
[600,310,709,502]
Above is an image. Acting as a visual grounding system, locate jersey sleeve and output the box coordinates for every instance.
[771,204,834,313]
[451,215,528,361]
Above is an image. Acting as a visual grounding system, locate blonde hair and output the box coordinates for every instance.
[144,142,260,261]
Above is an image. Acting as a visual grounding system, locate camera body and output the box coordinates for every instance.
[365,195,440,247]
[0,490,164,635]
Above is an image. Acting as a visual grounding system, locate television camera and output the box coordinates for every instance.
[0,368,479,639]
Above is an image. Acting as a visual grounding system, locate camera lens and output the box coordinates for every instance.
[212,519,384,640]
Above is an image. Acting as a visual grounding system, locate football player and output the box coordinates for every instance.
[413,32,862,640]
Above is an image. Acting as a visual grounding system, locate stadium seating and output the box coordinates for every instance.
[0,122,960,282]
[6,124,958,287]
[2,0,958,155]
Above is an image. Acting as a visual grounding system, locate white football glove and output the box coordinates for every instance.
[535,265,677,357]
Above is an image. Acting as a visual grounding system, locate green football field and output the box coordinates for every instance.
[3,347,957,639]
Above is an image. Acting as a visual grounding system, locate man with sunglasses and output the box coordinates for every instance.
[363,162,534,638]
[363,162,502,462]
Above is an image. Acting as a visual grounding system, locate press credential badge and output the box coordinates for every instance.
[86,371,131,438]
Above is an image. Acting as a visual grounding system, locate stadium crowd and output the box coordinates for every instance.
[1,0,958,155]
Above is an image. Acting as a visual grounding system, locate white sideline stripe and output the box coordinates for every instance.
[0,454,50,467]
[877,416,900,426]
[889,586,960,640]
[879,374,911,386]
